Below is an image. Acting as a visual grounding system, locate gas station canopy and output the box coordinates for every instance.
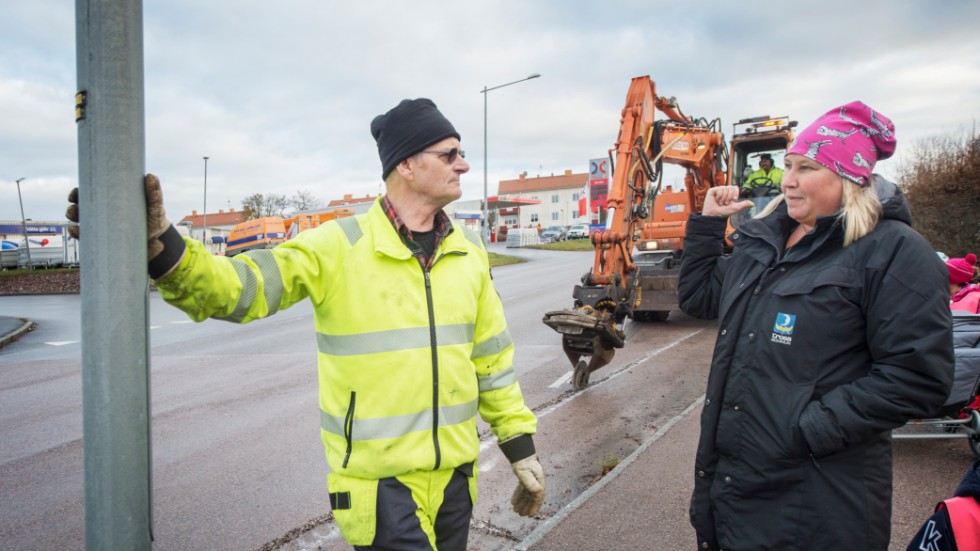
[488,196,541,209]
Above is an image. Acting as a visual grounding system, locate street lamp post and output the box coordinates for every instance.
[481,73,540,243]
[15,177,33,268]
[202,156,209,247]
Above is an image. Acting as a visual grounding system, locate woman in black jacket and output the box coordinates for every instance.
[678,101,954,551]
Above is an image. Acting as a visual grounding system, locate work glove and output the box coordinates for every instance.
[510,454,545,517]
[65,188,81,240]
[66,174,185,278]
[142,174,174,263]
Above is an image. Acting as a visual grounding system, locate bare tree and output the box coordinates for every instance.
[290,189,324,212]
[240,193,266,220]
[266,194,289,217]
[240,193,291,219]
[898,131,980,256]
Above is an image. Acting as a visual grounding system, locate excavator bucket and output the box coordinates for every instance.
[542,309,625,390]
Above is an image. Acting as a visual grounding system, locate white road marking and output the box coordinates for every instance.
[44,341,78,346]
[293,526,344,551]
[537,328,705,420]
[478,440,502,472]
[548,371,572,388]
[481,328,705,475]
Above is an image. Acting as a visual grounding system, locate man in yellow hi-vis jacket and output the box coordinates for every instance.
[67,98,544,551]
[743,153,784,191]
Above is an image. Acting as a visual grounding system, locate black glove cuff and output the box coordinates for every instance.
[149,225,186,280]
[499,433,536,463]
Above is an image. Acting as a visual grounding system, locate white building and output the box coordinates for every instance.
[494,169,590,236]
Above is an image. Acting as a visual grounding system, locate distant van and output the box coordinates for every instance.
[1,240,18,269]
[18,235,66,268]
[225,217,287,257]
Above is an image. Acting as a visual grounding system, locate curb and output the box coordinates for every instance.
[0,318,36,349]
[511,395,705,550]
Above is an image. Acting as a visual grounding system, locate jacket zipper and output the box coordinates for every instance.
[736,222,822,470]
[423,269,441,470]
[423,250,465,470]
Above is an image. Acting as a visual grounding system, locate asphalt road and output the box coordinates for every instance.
[0,244,975,550]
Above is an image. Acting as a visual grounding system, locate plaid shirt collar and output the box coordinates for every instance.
[381,195,454,269]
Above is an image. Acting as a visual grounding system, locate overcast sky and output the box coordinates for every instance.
[2,0,979,223]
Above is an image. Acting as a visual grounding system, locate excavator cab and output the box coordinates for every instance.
[728,116,797,229]
[731,150,783,228]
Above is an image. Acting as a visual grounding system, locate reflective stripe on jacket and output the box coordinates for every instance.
[156,198,537,480]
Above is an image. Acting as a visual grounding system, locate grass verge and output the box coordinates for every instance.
[0,267,78,277]
[525,238,594,251]
[488,252,526,268]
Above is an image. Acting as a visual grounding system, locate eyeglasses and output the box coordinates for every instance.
[420,147,465,164]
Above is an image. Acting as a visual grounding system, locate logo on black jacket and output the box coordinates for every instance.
[771,312,795,345]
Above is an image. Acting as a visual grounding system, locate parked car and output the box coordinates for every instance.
[567,224,591,239]
[540,225,564,241]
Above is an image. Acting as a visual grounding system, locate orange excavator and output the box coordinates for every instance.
[544,75,796,390]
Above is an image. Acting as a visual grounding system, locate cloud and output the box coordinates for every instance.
[2,0,979,223]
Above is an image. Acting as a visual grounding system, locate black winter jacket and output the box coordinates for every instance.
[679,177,954,551]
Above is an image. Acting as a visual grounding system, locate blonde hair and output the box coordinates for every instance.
[839,180,881,246]
[754,176,882,247]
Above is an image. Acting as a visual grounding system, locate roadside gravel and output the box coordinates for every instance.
[0,270,80,295]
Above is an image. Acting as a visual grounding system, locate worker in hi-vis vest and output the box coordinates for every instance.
[66,98,544,551]
[743,152,784,190]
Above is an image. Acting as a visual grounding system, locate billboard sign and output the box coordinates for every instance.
[588,157,609,212]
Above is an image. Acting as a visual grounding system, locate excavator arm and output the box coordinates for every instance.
[543,75,726,389]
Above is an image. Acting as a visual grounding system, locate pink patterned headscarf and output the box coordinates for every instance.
[786,101,896,186]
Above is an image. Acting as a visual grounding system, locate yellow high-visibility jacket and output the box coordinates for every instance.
[155,198,537,480]
[744,167,784,188]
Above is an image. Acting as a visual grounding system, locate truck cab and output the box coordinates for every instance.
[727,115,797,229]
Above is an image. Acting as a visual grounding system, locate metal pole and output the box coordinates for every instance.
[482,87,488,243]
[202,156,209,247]
[480,73,540,244]
[15,177,32,268]
[76,0,152,549]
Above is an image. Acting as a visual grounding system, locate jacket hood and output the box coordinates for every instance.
[870,174,912,226]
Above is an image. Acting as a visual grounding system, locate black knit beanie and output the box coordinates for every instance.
[371,98,461,180]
